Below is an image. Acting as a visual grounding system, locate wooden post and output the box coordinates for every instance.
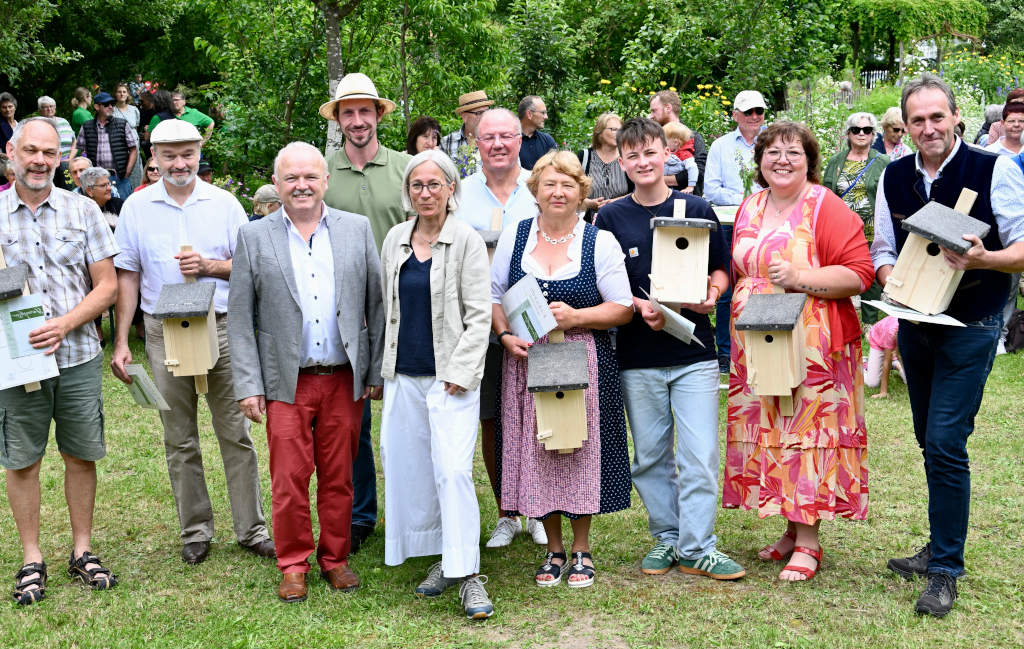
[0,251,41,392]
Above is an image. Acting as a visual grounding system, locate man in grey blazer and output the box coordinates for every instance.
[228,141,385,603]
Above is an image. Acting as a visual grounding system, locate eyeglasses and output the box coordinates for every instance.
[888,126,905,133]
[409,181,445,194]
[763,149,806,162]
[742,107,765,116]
[477,133,521,145]
[464,108,487,117]
[848,126,875,135]
[93,181,112,189]
[531,109,548,116]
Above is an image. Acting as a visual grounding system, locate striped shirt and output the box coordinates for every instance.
[0,186,119,368]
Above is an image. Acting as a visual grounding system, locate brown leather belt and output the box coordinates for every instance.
[298,364,347,375]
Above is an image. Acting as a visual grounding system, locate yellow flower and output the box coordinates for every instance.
[722,99,730,105]
[669,87,676,92]
[659,81,667,87]
[631,86,637,92]
[599,79,611,85]
[649,91,655,95]
[703,93,710,98]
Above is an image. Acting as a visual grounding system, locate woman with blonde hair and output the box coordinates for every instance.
[873,107,912,159]
[70,87,93,133]
[577,112,630,221]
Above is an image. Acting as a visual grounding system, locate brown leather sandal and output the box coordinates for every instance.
[67,552,118,590]
[13,562,47,605]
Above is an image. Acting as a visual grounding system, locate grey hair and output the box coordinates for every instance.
[984,104,1005,123]
[79,166,110,190]
[0,157,12,176]
[0,92,16,109]
[37,95,57,109]
[477,108,522,135]
[845,111,877,131]
[272,141,328,178]
[517,95,541,119]
[8,116,60,150]
[400,149,462,215]
[901,73,957,123]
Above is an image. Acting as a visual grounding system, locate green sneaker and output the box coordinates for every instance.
[641,541,679,575]
[678,549,746,580]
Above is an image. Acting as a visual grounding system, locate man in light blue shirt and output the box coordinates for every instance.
[703,90,767,207]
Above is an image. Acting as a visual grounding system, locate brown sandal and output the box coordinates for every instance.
[13,562,47,605]
[67,552,118,590]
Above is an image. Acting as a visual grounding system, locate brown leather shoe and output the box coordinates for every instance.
[278,573,307,603]
[321,564,360,592]
[239,538,276,558]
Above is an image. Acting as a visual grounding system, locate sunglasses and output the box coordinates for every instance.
[742,107,765,116]
[99,102,115,107]
[146,167,159,172]
[889,126,905,133]
[848,126,875,135]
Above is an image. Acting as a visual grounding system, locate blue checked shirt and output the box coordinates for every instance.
[0,186,119,368]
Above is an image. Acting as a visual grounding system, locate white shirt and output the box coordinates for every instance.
[871,138,1024,271]
[114,179,247,313]
[703,127,762,206]
[984,137,1023,157]
[490,216,633,308]
[453,168,537,231]
[282,205,347,367]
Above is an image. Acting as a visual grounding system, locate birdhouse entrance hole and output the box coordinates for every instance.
[926,243,940,256]
[180,320,190,328]
[764,334,774,343]
[675,237,689,250]
[555,391,565,399]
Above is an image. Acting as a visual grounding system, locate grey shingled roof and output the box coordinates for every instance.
[151,282,216,319]
[734,292,807,331]
[0,264,28,301]
[900,201,991,255]
[527,340,590,393]
[649,217,718,231]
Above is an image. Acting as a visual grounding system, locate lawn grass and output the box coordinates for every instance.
[2,330,1023,648]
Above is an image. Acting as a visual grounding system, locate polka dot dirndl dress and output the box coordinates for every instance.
[495,217,631,519]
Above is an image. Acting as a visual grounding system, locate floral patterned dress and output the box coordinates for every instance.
[722,185,869,524]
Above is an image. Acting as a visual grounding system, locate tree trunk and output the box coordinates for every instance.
[318,0,364,155]
[898,41,906,86]
[850,21,860,74]
[399,0,411,129]
[888,30,896,75]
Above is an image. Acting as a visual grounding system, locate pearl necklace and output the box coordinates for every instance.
[540,228,576,245]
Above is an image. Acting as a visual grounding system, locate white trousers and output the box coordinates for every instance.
[381,374,481,578]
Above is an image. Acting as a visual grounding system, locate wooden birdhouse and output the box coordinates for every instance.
[883,190,986,315]
[527,332,589,454]
[734,292,808,416]
[480,229,501,264]
[151,281,218,394]
[649,200,717,305]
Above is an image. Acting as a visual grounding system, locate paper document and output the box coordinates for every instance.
[0,294,59,390]
[126,364,171,410]
[501,274,557,343]
[641,288,705,347]
[863,300,965,327]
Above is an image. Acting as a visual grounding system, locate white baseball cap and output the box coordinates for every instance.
[733,90,767,112]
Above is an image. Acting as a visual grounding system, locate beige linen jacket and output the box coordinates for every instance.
[379,213,491,390]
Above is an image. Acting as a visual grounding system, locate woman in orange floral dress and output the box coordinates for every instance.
[722,122,875,581]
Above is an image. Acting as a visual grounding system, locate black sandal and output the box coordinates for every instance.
[535,551,566,587]
[567,551,595,589]
[67,552,118,590]
[13,562,47,605]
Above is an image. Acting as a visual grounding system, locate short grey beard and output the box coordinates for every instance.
[163,168,198,187]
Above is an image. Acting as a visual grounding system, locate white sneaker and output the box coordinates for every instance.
[996,340,1007,356]
[485,516,521,548]
[526,518,548,545]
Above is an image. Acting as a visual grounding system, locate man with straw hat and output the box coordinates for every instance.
[318,72,406,552]
[441,90,494,161]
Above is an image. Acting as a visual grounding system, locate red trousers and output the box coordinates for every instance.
[266,368,363,573]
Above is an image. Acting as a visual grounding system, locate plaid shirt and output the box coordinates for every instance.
[0,186,119,368]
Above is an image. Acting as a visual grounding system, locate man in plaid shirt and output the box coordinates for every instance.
[1,117,120,605]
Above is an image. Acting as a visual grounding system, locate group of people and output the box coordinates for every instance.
[2,70,1023,626]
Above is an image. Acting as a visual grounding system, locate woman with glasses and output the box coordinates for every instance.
[576,112,630,222]
[823,112,889,323]
[873,107,912,160]
[378,150,495,620]
[722,121,874,582]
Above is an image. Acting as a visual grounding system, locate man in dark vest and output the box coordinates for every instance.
[872,73,1024,618]
[70,91,139,198]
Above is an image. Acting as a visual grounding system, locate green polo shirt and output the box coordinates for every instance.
[149,106,214,132]
[71,106,92,134]
[324,145,412,251]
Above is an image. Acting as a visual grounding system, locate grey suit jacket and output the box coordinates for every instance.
[228,205,385,403]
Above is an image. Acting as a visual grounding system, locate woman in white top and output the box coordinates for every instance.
[490,150,633,589]
[112,82,144,189]
[984,103,1024,157]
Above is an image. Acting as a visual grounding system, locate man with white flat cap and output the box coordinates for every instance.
[318,73,409,552]
[110,118,274,566]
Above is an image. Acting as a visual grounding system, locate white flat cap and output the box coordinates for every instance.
[150,118,203,144]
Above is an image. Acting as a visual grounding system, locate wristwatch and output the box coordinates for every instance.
[497,330,514,343]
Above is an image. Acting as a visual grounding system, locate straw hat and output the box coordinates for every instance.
[318,73,396,121]
[455,90,494,115]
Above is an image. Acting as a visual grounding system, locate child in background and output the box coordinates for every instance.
[865,315,905,398]
[662,122,697,194]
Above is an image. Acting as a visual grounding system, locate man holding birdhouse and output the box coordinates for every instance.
[110,118,273,567]
[872,74,1024,618]
[1,117,120,605]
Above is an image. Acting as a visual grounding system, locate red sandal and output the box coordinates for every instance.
[780,546,822,581]
[758,528,797,561]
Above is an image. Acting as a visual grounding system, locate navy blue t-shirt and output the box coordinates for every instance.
[596,190,728,370]
[395,255,436,376]
[519,130,557,170]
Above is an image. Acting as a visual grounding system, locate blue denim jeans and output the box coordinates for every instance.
[351,399,377,527]
[715,224,734,371]
[897,313,1001,576]
[620,360,720,559]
